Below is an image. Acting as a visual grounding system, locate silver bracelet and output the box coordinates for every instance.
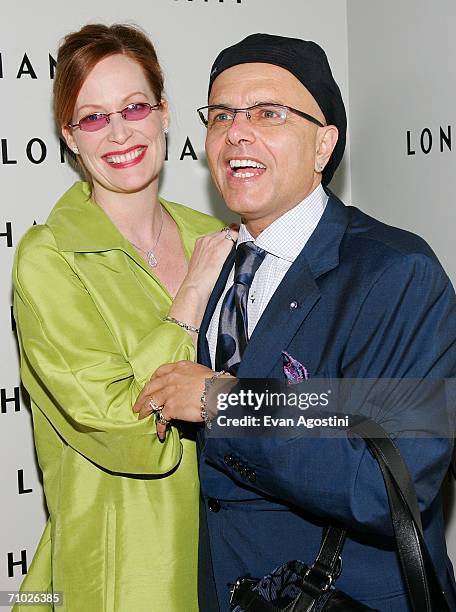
[200,370,226,428]
[164,316,200,334]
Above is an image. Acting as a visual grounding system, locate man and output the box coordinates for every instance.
[134,34,456,610]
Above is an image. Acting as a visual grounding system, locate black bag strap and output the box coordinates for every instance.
[349,418,451,612]
[450,446,456,480]
[299,525,346,596]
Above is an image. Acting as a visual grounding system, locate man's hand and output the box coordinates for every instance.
[133,361,215,440]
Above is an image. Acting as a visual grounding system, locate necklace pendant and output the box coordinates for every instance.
[147,251,158,268]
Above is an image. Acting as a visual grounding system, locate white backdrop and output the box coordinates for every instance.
[347,0,456,285]
[1,0,455,600]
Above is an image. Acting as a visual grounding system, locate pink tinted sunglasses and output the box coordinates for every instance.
[69,102,161,132]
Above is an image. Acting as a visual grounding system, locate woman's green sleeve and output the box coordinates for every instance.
[13,225,195,475]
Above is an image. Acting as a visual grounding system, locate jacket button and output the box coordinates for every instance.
[289,300,299,310]
[208,498,221,513]
[247,470,257,483]
[224,454,234,466]
[239,465,247,478]
[233,460,241,472]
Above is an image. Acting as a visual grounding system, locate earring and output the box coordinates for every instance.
[317,162,324,172]
[73,146,79,154]
[163,127,169,135]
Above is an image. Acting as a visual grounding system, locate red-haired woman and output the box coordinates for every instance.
[13,23,236,611]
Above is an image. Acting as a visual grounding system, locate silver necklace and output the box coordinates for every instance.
[130,204,164,268]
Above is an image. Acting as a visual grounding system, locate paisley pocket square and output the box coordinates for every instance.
[281,351,309,384]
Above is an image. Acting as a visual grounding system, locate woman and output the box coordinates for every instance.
[13,23,237,611]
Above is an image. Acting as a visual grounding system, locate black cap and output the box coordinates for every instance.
[208,33,346,186]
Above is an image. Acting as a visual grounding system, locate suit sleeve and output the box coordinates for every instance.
[13,226,195,475]
[203,253,456,535]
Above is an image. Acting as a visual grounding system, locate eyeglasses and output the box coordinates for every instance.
[69,102,161,132]
[196,103,325,130]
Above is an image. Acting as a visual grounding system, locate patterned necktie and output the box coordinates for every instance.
[215,241,266,375]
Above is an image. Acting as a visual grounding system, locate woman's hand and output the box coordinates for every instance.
[168,225,239,334]
[181,224,239,298]
[133,361,215,440]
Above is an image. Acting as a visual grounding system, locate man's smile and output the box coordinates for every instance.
[227,157,266,179]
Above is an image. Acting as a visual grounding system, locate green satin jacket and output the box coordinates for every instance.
[12,182,224,611]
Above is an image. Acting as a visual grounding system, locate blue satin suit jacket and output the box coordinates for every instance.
[197,191,456,611]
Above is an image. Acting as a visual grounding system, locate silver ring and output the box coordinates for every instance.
[224,229,236,244]
[148,398,161,413]
[155,407,171,426]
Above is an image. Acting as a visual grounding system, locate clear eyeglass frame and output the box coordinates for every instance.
[196,102,325,130]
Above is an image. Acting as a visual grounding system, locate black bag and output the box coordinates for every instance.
[230,418,451,612]
[230,539,377,611]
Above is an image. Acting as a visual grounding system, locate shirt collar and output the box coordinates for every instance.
[47,181,199,258]
[237,183,328,262]
[47,182,124,252]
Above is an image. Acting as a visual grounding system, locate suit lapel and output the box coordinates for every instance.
[238,258,320,378]
[238,192,350,378]
[197,247,236,367]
